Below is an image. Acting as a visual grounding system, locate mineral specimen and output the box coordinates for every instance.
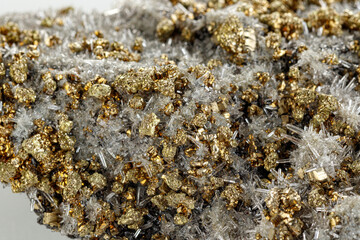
[1,0,360,240]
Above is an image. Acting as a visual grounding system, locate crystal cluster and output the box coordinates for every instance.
[1,0,360,239]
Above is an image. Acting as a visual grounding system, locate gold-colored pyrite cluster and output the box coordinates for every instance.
[1,0,360,240]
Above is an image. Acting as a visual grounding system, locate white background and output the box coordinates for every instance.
[0,0,116,15]
[0,2,117,240]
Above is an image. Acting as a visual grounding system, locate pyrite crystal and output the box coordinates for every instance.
[2,0,360,239]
